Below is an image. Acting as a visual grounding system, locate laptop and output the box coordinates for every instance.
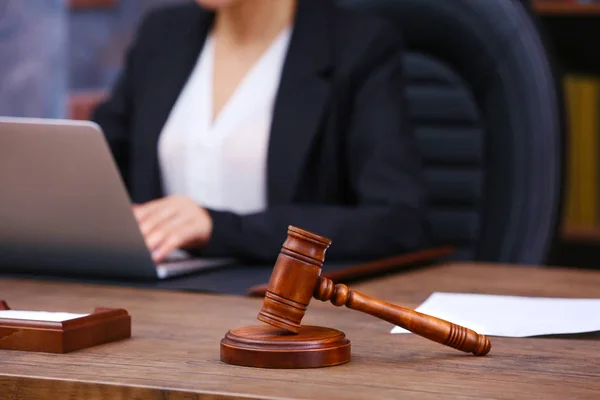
[0,117,235,280]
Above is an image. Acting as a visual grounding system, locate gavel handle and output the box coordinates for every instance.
[313,277,491,356]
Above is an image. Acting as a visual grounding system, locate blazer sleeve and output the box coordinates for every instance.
[197,25,431,263]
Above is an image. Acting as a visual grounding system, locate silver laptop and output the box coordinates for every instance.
[0,117,235,280]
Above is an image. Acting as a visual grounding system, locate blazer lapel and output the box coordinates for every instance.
[267,0,334,205]
[139,7,214,201]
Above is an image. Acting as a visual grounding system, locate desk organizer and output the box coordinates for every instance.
[0,300,131,353]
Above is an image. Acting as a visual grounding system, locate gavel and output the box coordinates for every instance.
[257,226,491,356]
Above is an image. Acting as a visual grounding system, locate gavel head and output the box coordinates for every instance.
[257,226,332,333]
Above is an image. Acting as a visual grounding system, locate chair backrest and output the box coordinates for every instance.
[340,0,565,265]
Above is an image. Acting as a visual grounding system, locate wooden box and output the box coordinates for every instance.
[0,300,131,353]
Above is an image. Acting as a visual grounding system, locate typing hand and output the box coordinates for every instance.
[132,195,213,263]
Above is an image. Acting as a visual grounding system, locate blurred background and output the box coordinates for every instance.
[2,0,600,269]
[0,0,186,119]
[533,0,600,268]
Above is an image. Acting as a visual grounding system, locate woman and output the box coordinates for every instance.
[92,0,430,264]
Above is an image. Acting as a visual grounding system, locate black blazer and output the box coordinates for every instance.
[92,0,430,263]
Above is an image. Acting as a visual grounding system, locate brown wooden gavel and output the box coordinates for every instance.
[257,226,491,356]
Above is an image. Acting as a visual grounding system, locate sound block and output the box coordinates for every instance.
[0,300,130,353]
[220,325,351,368]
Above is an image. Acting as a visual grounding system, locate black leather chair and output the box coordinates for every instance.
[340,0,565,265]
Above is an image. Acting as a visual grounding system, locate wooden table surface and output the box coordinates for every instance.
[1,262,600,399]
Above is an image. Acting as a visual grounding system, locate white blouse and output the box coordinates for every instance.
[158,27,292,215]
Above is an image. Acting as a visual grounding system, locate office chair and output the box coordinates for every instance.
[340,0,565,265]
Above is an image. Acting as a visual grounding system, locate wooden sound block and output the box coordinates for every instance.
[0,300,131,353]
[220,325,351,368]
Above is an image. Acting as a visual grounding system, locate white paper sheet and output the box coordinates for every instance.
[390,292,600,337]
[0,310,88,322]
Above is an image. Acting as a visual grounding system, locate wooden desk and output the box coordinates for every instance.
[1,262,600,399]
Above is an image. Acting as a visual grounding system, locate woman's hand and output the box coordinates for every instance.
[132,195,213,263]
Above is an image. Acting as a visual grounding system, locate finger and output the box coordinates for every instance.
[152,231,186,263]
[133,199,167,223]
[145,212,191,251]
[133,203,162,224]
[152,223,200,263]
[138,204,179,239]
